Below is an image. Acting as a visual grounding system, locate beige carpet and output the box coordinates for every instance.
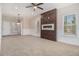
[1,35,79,56]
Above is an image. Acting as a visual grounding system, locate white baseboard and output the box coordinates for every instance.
[22,29,40,37]
[57,37,79,46]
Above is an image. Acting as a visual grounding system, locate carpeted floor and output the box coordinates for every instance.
[1,35,79,56]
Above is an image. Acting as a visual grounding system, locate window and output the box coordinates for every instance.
[64,14,76,35]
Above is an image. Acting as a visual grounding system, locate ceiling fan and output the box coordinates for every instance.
[25,3,44,11]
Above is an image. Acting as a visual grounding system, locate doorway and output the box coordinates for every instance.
[2,15,22,37]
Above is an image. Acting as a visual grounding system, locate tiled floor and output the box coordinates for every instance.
[1,35,79,56]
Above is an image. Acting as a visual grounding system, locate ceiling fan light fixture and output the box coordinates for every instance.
[33,6,37,9]
[25,3,44,11]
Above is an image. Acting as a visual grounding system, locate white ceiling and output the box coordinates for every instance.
[1,3,73,17]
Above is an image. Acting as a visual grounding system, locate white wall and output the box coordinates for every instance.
[0,5,2,51]
[22,15,41,37]
[21,16,31,35]
[57,4,79,46]
[2,15,19,36]
[2,21,11,35]
[30,15,41,37]
[0,6,1,39]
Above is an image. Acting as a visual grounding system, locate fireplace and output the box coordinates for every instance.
[42,24,54,30]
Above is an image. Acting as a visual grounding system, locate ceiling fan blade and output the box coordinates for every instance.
[37,3,43,6]
[37,7,43,10]
[25,6,32,8]
[31,3,36,6]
